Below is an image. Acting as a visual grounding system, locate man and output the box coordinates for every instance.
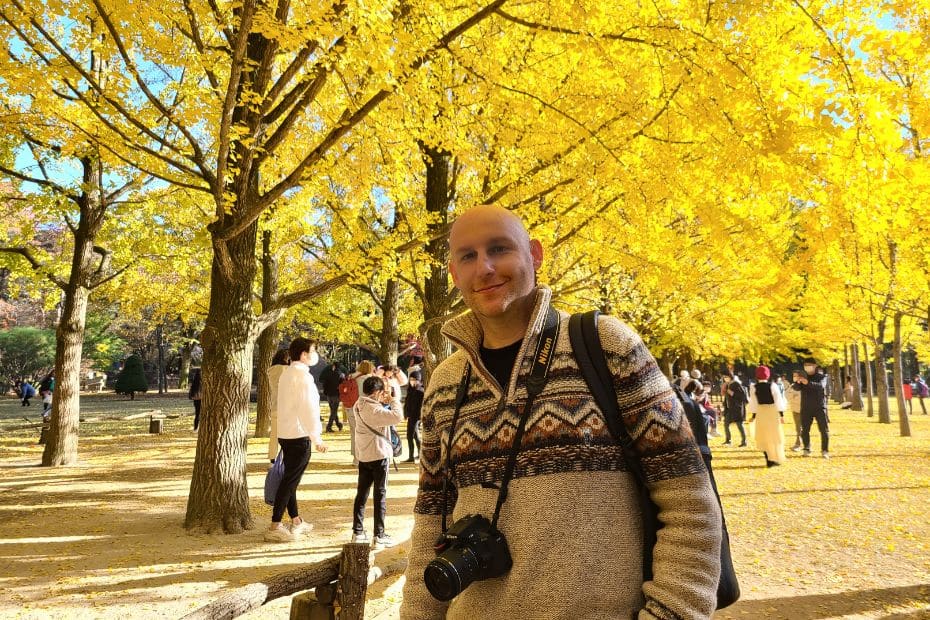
[320,362,344,432]
[399,205,721,619]
[796,358,830,458]
[722,374,748,447]
[914,375,929,415]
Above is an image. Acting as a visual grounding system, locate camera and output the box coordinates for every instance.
[423,514,513,601]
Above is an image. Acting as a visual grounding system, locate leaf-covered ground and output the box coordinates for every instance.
[0,392,928,619]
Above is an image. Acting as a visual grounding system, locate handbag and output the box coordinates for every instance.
[390,426,403,458]
[568,311,740,610]
[263,450,284,506]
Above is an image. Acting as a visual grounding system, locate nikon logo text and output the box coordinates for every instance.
[537,337,553,365]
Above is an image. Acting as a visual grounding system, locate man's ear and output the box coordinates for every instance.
[448,260,460,287]
[530,239,543,270]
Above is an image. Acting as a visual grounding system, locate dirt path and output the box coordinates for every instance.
[1,393,928,619]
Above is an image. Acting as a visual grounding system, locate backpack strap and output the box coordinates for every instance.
[568,311,659,581]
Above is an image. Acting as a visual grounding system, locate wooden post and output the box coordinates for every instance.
[149,416,164,434]
[337,543,371,620]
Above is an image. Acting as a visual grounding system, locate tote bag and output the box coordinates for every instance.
[264,451,284,506]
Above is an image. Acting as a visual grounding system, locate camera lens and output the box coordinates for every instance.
[424,547,481,601]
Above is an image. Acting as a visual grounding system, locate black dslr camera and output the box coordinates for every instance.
[423,514,513,601]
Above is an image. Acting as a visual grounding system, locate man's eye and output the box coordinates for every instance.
[458,252,476,262]
[489,245,508,254]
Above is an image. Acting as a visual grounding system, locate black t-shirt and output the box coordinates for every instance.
[479,339,523,391]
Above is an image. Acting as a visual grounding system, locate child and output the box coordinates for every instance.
[351,375,404,548]
[41,390,53,420]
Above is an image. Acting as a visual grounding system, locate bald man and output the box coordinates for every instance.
[399,205,722,619]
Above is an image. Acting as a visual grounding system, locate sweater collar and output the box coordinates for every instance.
[441,287,553,396]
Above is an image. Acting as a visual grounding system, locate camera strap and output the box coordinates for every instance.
[440,305,560,534]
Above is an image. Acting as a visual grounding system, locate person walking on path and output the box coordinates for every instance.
[350,375,404,547]
[400,204,721,620]
[403,370,424,461]
[722,374,748,447]
[913,375,929,415]
[787,370,804,451]
[797,358,830,458]
[188,368,203,430]
[748,365,787,467]
[266,349,290,462]
[320,362,344,432]
[265,337,327,543]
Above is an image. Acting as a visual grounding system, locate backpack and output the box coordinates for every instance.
[339,376,359,408]
[568,310,740,610]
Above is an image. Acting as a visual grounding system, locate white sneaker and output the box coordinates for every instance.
[351,531,369,544]
[373,534,396,549]
[822,451,831,459]
[290,520,313,537]
[264,525,294,542]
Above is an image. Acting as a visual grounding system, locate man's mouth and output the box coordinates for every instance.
[474,283,505,293]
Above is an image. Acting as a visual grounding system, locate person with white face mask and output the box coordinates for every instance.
[795,359,830,458]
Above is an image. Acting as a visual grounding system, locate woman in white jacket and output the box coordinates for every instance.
[749,365,788,467]
[351,375,403,548]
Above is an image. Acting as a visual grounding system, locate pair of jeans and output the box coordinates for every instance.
[325,396,342,430]
[273,437,311,522]
[406,418,420,458]
[724,419,746,445]
[353,458,389,537]
[800,409,829,453]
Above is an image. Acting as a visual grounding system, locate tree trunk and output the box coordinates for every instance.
[156,324,166,394]
[420,145,455,380]
[379,278,400,366]
[863,340,874,417]
[42,158,107,467]
[830,359,842,403]
[875,324,891,424]
[893,312,912,437]
[41,285,89,466]
[255,230,278,439]
[185,220,258,533]
[850,343,864,411]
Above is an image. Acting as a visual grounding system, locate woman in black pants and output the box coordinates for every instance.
[266,337,328,542]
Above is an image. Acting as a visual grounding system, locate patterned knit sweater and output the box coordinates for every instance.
[399,288,722,620]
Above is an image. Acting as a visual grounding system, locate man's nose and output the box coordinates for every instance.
[476,251,495,275]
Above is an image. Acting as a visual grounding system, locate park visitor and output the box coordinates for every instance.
[19,380,36,407]
[722,373,748,447]
[796,358,830,458]
[350,375,404,548]
[748,365,787,467]
[403,370,424,462]
[399,204,721,619]
[266,349,290,461]
[188,368,202,430]
[321,361,344,432]
[787,370,804,451]
[265,337,327,543]
[345,360,375,465]
[913,375,929,415]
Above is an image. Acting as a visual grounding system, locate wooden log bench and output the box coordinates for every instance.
[182,542,408,620]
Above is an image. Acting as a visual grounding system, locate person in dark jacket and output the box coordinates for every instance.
[188,368,202,430]
[722,374,748,447]
[320,362,344,432]
[403,371,424,462]
[796,358,830,458]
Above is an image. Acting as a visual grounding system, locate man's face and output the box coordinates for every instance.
[804,364,816,375]
[448,206,543,322]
